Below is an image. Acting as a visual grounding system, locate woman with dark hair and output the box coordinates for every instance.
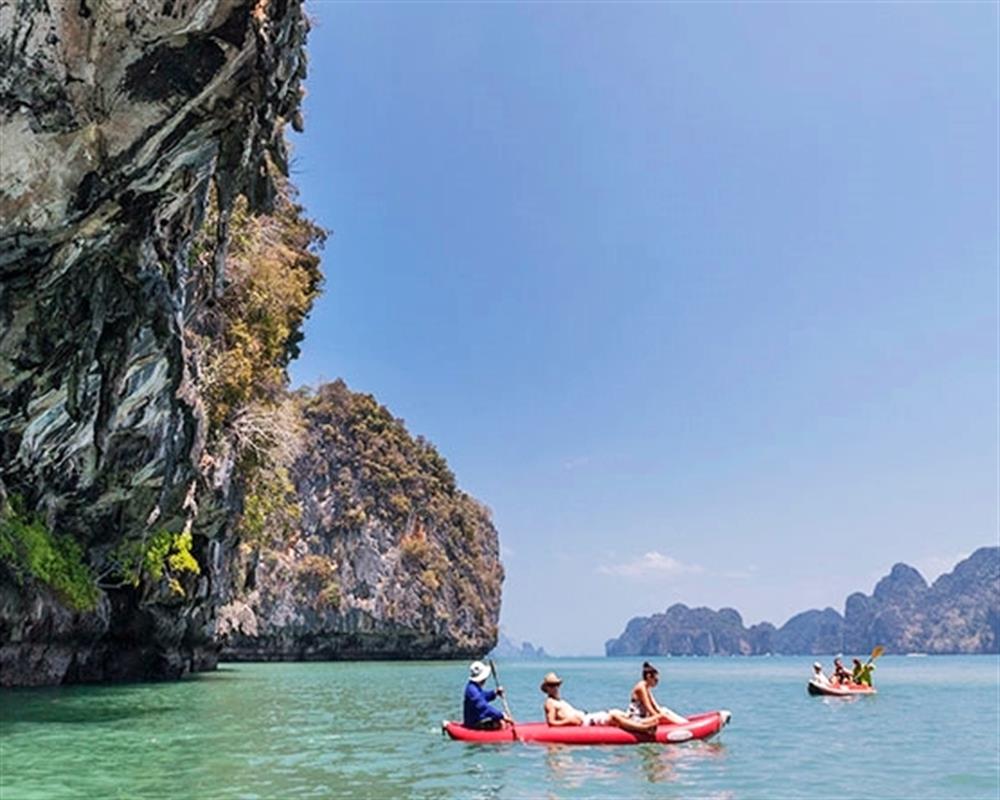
[628,662,689,725]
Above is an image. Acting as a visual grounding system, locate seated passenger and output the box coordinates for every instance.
[463,660,510,729]
[540,672,658,734]
[811,662,831,686]
[832,658,851,685]
[629,661,689,724]
[855,660,875,687]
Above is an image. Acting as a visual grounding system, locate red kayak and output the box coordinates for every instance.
[443,710,731,745]
[807,680,876,697]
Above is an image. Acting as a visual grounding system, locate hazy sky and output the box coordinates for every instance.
[288,2,997,654]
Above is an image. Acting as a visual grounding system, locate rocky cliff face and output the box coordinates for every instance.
[0,0,309,685]
[217,380,503,660]
[605,548,1000,656]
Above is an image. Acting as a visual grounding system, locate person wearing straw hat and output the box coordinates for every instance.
[540,672,658,734]
[463,660,511,729]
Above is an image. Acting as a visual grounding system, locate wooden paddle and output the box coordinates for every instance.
[488,658,520,742]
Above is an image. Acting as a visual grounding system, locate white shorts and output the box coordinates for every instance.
[581,711,612,726]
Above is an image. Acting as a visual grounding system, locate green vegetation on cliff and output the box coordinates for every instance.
[103,528,202,597]
[0,496,99,612]
[195,186,325,426]
[299,380,502,626]
[193,183,325,547]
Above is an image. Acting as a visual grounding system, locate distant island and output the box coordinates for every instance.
[489,631,548,660]
[605,547,999,656]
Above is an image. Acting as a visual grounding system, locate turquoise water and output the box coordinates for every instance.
[1,656,997,799]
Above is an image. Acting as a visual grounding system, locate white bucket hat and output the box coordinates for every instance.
[469,661,491,683]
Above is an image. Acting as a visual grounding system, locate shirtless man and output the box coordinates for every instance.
[540,672,659,734]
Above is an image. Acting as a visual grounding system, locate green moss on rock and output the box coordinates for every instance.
[0,497,99,612]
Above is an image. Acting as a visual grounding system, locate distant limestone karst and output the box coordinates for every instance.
[489,631,548,660]
[605,547,1000,656]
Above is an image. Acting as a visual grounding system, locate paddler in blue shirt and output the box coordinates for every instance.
[463,661,510,729]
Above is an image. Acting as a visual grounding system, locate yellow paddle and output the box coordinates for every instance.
[855,645,883,687]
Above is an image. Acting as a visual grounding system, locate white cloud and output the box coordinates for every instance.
[598,551,704,579]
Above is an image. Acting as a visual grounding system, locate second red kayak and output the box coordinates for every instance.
[443,710,731,745]
[807,680,876,697]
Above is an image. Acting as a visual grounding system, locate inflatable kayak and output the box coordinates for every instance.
[443,710,731,745]
[807,680,876,697]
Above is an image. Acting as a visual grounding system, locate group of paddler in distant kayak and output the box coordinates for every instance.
[811,657,875,688]
[807,646,882,696]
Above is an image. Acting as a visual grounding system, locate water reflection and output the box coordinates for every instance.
[543,745,619,789]
[638,741,728,784]
[539,739,729,794]
[637,744,677,783]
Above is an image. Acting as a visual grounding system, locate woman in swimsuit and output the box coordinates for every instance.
[629,661,688,725]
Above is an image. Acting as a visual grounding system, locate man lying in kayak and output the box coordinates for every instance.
[540,672,658,734]
[464,661,512,730]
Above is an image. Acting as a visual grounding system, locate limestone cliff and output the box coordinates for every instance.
[1,1,504,686]
[605,548,1000,656]
[217,381,503,660]
[0,0,309,685]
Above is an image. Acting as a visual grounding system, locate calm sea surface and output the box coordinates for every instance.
[1,656,997,799]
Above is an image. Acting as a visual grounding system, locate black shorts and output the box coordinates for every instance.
[472,719,503,730]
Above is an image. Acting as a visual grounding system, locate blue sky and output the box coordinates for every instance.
[288,2,997,654]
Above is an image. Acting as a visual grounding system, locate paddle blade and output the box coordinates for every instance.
[869,645,885,662]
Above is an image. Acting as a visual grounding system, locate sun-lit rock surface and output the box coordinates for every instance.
[218,381,503,661]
